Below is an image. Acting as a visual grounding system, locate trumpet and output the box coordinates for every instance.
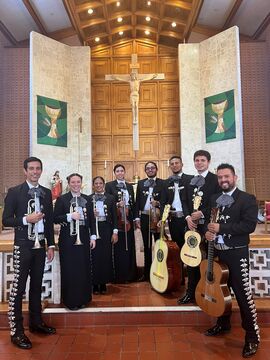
[92,196,101,239]
[70,195,83,246]
[27,192,41,249]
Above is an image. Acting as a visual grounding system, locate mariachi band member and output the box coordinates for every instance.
[105,164,137,283]
[89,176,118,294]
[178,150,220,304]
[2,157,56,350]
[54,173,95,310]
[204,163,259,358]
[159,156,192,285]
[135,161,164,281]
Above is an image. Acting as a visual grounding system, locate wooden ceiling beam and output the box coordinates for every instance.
[252,12,270,39]
[222,0,243,30]
[85,32,108,42]
[22,0,47,34]
[156,1,165,44]
[160,30,182,40]
[62,0,84,44]
[0,21,18,46]
[80,18,106,29]
[101,0,112,44]
[183,0,204,41]
[131,0,137,39]
[192,24,219,37]
[49,27,77,41]
[165,0,192,11]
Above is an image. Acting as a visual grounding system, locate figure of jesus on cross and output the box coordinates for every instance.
[105,54,165,151]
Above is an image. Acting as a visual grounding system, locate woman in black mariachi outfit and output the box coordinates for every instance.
[105,164,137,283]
[54,173,96,310]
[88,176,118,294]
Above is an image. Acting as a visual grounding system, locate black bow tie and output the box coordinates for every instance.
[144,179,156,188]
[28,187,45,198]
[168,175,181,183]
[70,196,87,208]
[190,175,205,188]
[216,194,235,208]
[95,194,106,202]
[116,182,126,190]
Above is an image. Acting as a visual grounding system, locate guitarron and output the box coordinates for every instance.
[150,204,181,293]
[195,208,232,317]
[180,195,202,267]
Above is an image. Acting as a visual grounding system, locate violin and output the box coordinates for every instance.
[117,192,131,233]
[149,198,160,233]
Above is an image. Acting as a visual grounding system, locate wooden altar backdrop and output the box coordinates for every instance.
[91,40,180,182]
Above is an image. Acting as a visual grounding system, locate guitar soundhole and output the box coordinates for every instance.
[157,249,164,262]
[187,235,198,248]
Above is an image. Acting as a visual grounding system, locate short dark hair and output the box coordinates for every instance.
[66,173,83,183]
[217,163,235,175]
[144,161,158,171]
[23,157,43,170]
[92,176,105,185]
[113,164,125,173]
[169,156,182,163]
[193,150,211,161]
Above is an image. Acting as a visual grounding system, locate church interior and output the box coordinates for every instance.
[0,0,270,359]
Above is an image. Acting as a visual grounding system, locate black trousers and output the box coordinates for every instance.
[140,214,159,279]
[8,240,46,336]
[216,247,260,343]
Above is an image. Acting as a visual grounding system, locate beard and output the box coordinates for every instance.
[220,182,234,192]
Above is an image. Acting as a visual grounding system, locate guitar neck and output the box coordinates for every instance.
[207,240,214,281]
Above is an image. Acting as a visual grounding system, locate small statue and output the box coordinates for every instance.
[51,170,62,201]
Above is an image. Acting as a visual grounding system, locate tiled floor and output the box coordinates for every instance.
[0,324,269,360]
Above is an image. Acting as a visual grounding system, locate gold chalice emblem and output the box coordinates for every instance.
[211,99,228,134]
[45,105,61,139]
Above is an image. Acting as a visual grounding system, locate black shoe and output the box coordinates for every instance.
[11,333,32,349]
[93,285,100,295]
[242,342,258,358]
[205,324,231,337]
[29,322,56,334]
[100,284,107,294]
[67,306,80,311]
[177,293,195,304]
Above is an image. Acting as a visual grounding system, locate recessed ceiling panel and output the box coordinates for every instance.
[30,0,71,32]
[0,0,39,41]
[198,0,236,28]
[229,0,270,36]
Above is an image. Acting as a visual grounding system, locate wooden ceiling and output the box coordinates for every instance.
[63,0,203,47]
[0,0,270,48]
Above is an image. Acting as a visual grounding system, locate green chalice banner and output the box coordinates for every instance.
[37,95,67,147]
[204,89,236,143]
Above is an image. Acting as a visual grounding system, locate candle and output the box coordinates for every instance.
[104,160,107,169]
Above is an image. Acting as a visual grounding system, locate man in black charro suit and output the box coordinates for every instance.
[204,163,260,358]
[134,161,164,281]
[2,157,56,349]
[178,150,220,304]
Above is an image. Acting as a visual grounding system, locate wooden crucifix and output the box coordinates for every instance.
[105,54,165,151]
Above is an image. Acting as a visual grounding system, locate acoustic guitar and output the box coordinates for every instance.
[195,208,232,317]
[150,204,181,293]
[180,195,202,267]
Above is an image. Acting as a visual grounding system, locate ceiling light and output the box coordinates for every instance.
[172,22,176,28]
[145,30,150,35]
[119,31,123,35]
[116,1,120,6]
[146,16,150,22]
[87,8,93,14]
[95,37,100,42]
[117,17,123,22]
[147,1,151,6]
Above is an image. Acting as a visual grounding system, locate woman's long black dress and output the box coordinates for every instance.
[54,192,92,309]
